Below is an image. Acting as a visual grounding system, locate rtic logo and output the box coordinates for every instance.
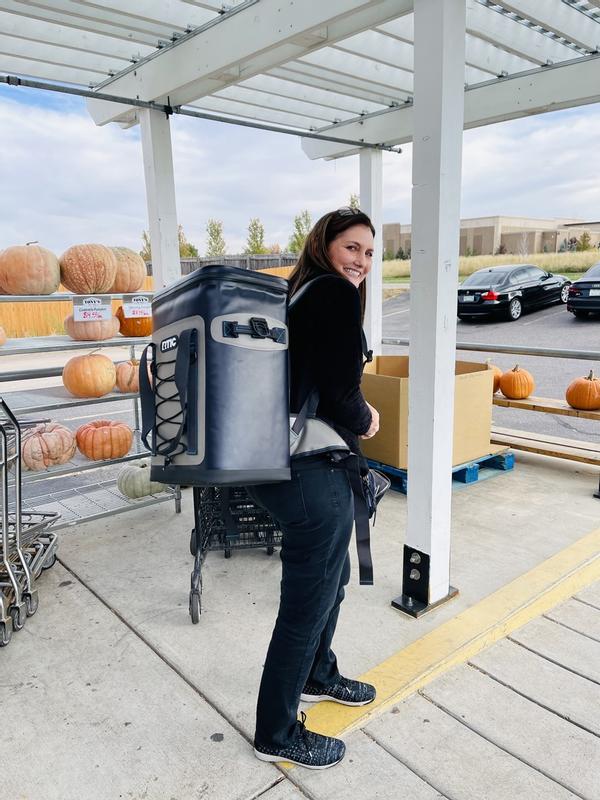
[160,335,178,352]
[82,297,102,306]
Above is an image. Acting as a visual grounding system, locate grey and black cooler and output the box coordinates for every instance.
[140,265,291,487]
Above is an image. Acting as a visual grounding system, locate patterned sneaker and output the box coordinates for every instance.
[254,712,345,770]
[300,676,376,706]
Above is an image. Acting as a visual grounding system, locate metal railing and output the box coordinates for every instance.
[147,254,298,276]
[382,338,600,362]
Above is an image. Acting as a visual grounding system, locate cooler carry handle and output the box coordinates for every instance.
[139,342,156,453]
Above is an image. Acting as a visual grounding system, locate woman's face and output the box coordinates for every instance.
[327,224,374,288]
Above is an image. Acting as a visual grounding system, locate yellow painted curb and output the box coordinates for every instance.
[299,525,600,743]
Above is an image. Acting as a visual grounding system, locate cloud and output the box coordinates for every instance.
[1,86,599,259]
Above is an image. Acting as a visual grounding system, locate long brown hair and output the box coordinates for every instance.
[287,208,375,321]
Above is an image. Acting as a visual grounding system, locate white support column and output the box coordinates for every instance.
[359,148,383,355]
[139,108,180,289]
[394,0,466,615]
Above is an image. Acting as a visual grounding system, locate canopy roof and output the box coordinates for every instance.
[1,1,599,157]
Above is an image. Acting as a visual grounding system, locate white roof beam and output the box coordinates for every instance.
[0,34,128,76]
[299,48,414,93]
[87,0,413,125]
[269,65,408,107]
[302,54,600,159]
[61,0,216,29]
[0,53,100,85]
[241,74,384,115]
[189,96,331,129]
[492,0,600,51]
[212,84,352,123]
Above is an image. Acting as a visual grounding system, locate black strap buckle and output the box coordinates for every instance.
[249,317,270,338]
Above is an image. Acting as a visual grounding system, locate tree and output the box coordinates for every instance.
[576,231,592,251]
[140,230,152,261]
[244,218,269,255]
[205,219,227,257]
[288,210,312,254]
[178,225,198,257]
[267,243,281,254]
[349,193,360,209]
[516,231,529,257]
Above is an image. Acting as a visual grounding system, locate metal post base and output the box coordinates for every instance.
[594,476,600,499]
[391,585,459,619]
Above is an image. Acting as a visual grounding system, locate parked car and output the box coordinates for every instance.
[457,264,571,321]
[566,262,600,318]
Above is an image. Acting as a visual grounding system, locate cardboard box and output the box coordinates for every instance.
[360,356,494,469]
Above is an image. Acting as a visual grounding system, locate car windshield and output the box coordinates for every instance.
[582,263,600,279]
[461,270,510,288]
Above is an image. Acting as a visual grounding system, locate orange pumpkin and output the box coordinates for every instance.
[116,359,140,393]
[59,244,117,294]
[21,422,76,470]
[108,248,147,293]
[0,244,60,295]
[62,353,116,398]
[64,314,120,341]
[76,420,133,461]
[116,305,152,337]
[565,370,600,411]
[0,326,6,347]
[486,360,503,394]
[499,365,535,400]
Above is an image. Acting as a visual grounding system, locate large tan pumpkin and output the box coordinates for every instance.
[76,420,133,461]
[499,365,535,400]
[59,244,117,294]
[64,314,120,341]
[21,422,77,471]
[565,370,600,411]
[117,461,164,499]
[116,359,140,393]
[62,353,116,398]
[0,244,60,295]
[108,248,147,293]
[116,305,152,337]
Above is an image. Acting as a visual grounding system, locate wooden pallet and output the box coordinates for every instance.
[367,446,515,494]
[491,426,600,467]
[493,395,600,421]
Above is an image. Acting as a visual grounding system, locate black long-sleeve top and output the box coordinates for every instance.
[289,274,372,454]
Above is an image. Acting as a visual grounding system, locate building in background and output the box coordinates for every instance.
[383,216,600,258]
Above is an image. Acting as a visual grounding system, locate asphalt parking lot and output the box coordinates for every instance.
[383,291,600,445]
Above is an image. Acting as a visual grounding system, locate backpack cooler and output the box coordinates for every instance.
[139,265,291,486]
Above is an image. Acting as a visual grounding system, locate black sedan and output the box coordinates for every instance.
[457,264,571,322]
[567,262,600,319]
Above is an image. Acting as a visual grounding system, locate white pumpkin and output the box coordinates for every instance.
[117,461,164,499]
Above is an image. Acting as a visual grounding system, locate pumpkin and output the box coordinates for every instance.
[76,419,133,460]
[116,359,140,393]
[64,314,120,341]
[116,305,152,338]
[0,326,6,347]
[565,370,600,411]
[21,422,76,470]
[499,364,535,400]
[117,461,164,499]
[59,244,117,294]
[0,244,60,295]
[62,352,116,398]
[108,248,147,293]
[486,360,503,394]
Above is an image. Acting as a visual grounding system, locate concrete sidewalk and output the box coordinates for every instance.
[2,450,599,799]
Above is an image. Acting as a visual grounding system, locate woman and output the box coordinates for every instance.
[248,207,380,770]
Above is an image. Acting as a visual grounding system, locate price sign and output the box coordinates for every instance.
[121,294,152,319]
[73,296,112,322]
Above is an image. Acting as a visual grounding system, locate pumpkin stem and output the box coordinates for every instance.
[513,364,520,372]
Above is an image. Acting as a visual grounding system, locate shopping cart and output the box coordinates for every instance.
[0,399,59,647]
[188,486,282,623]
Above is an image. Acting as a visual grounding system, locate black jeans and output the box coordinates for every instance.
[246,454,354,748]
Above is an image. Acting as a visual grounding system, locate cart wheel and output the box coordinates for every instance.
[0,621,11,647]
[10,605,26,631]
[42,553,57,570]
[25,592,39,617]
[189,528,197,556]
[266,546,275,556]
[189,591,201,624]
[224,549,231,559]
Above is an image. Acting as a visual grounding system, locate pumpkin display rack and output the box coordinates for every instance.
[0,399,60,647]
[0,291,180,530]
[188,486,282,623]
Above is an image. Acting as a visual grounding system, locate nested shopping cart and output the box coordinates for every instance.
[0,399,59,647]
[188,486,282,623]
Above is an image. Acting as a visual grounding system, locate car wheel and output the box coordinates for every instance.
[573,310,589,319]
[560,284,570,304]
[507,298,522,321]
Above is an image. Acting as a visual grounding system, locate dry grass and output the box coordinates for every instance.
[383,251,599,280]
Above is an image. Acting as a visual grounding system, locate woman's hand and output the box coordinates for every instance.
[360,402,380,439]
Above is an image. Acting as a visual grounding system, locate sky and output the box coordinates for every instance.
[1,83,599,257]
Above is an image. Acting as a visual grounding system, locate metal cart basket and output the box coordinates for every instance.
[188,485,282,623]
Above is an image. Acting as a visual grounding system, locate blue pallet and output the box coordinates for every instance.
[367,450,515,494]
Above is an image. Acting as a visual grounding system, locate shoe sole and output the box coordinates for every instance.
[254,748,343,770]
[299,693,375,706]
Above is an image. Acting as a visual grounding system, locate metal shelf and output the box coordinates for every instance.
[0,292,153,304]
[25,479,180,531]
[0,334,149,357]
[3,384,138,415]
